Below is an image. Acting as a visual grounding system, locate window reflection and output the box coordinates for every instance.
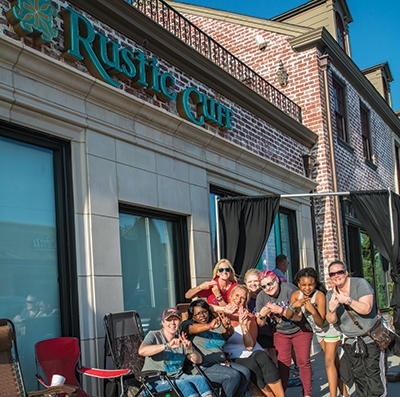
[120,213,177,332]
[0,136,61,390]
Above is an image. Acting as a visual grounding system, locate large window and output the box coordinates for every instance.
[360,105,372,161]
[119,206,189,332]
[333,78,349,143]
[0,122,76,390]
[210,188,299,281]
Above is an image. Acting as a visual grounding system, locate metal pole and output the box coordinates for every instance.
[280,191,350,199]
[215,195,221,260]
[389,188,395,246]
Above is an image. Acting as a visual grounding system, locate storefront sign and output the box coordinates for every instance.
[6,1,233,130]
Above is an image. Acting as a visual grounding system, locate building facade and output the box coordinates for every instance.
[0,0,320,393]
[170,0,400,310]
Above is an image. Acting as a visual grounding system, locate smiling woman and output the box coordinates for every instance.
[181,300,251,397]
[185,259,238,307]
[255,270,313,396]
[326,260,386,397]
[223,285,285,397]
[138,307,213,397]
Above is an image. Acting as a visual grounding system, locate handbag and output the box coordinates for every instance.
[344,306,394,350]
[367,317,394,350]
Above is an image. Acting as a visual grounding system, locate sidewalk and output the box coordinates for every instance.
[284,351,400,396]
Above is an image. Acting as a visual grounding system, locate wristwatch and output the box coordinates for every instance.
[345,296,353,306]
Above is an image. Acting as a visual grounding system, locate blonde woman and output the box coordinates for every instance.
[185,259,238,307]
[244,269,277,366]
[224,285,285,397]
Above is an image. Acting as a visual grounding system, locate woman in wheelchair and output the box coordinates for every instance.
[182,300,252,397]
[138,307,213,397]
[224,285,285,397]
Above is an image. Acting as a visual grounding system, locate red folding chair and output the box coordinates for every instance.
[35,337,130,397]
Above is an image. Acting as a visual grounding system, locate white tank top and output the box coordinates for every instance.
[298,291,330,333]
[223,324,263,359]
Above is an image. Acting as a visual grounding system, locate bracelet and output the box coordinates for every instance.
[289,303,295,312]
[215,295,223,301]
[208,322,214,330]
[329,308,336,313]
[345,297,353,306]
[164,342,169,351]
[186,349,194,355]
[258,315,266,320]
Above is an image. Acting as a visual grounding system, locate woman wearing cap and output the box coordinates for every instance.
[224,285,284,397]
[256,270,312,397]
[185,259,238,308]
[182,299,251,397]
[139,307,213,397]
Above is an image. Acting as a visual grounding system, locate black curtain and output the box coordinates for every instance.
[217,195,280,280]
[350,190,400,332]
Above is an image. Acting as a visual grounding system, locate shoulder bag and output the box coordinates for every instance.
[344,306,394,350]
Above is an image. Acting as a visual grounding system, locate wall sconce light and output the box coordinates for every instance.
[255,35,268,50]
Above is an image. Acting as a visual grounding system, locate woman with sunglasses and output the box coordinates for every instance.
[256,270,313,397]
[244,269,277,366]
[224,285,285,397]
[326,260,386,397]
[185,259,238,308]
[182,300,252,397]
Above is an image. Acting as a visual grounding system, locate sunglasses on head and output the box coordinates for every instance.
[260,279,276,289]
[329,270,345,278]
[218,267,231,273]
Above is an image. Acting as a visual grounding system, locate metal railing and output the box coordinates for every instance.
[125,0,302,122]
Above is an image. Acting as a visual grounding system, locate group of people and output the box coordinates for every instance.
[139,258,388,397]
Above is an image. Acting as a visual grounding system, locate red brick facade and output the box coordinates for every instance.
[175,6,396,280]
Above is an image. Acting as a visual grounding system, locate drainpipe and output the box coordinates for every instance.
[320,54,344,261]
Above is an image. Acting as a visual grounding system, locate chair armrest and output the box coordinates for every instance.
[134,370,165,383]
[27,385,78,397]
[78,366,131,379]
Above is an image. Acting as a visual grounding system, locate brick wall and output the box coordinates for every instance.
[178,11,396,279]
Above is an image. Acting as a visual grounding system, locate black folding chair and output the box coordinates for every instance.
[103,310,182,397]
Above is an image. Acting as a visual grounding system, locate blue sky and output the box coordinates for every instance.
[176,0,400,111]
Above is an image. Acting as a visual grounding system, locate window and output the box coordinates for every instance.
[209,188,299,281]
[119,206,189,332]
[0,122,77,391]
[360,105,372,161]
[361,232,390,309]
[256,208,299,282]
[382,77,390,103]
[395,145,400,193]
[335,12,347,52]
[343,199,390,310]
[333,78,349,143]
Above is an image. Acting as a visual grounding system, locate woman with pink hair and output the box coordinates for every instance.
[256,270,313,397]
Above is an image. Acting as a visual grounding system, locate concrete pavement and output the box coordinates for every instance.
[284,351,400,397]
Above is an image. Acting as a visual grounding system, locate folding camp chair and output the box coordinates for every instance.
[104,310,183,397]
[0,318,77,397]
[34,337,130,397]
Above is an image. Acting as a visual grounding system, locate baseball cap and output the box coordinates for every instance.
[162,307,181,321]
